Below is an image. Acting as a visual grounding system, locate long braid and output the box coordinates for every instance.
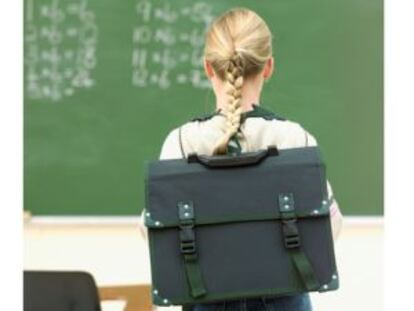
[213,52,245,155]
[205,8,273,154]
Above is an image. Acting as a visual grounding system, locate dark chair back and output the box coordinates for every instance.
[24,271,101,311]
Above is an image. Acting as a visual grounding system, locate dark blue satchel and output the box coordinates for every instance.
[144,144,339,307]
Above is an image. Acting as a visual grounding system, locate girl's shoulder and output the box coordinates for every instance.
[184,104,317,148]
[160,105,318,158]
[188,104,286,123]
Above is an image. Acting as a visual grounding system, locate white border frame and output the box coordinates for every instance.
[27,215,384,226]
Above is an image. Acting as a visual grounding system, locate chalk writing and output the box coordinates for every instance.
[24,0,98,101]
[132,1,214,89]
[24,0,216,99]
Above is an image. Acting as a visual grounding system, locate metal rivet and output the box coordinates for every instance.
[184,212,189,217]
[145,212,150,217]
[155,221,161,226]
[332,274,337,280]
[313,210,319,214]
[153,289,158,294]
[284,204,290,210]
[323,284,329,290]
[183,204,189,209]
[284,196,289,201]
[163,299,169,304]
[322,200,327,205]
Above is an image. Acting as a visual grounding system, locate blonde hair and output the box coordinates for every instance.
[204,8,272,155]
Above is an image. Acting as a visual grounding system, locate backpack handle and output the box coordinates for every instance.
[187,146,278,168]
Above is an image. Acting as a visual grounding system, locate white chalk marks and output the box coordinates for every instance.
[24,0,98,101]
[132,1,214,89]
[24,1,215,102]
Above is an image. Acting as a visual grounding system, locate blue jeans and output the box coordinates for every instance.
[192,294,312,311]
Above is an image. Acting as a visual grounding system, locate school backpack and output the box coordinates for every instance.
[143,107,339,307]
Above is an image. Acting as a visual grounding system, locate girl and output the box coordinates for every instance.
[142,7,343,311]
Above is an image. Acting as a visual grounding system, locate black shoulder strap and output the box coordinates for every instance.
[190,105,285,123]
[241,104,286,122]
[178,126,185,158]
[304,130,309,147]
[190,110,221,122]
[278,193,320,291]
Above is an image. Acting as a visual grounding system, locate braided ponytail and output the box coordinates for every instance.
[213,52,245,155]
[204,8,272,155]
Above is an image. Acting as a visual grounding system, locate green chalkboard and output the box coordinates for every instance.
[24,0,383,215]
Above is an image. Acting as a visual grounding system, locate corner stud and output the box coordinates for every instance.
[152,288,171,306]
[143,209,164,228]
[319,272,339,292]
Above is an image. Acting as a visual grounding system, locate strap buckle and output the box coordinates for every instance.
[279,193,301,249]
[278,193,320,291]
[177,201,207,298]
[178,201,196,254]
[179,224,196,254]
[282,218,300,248]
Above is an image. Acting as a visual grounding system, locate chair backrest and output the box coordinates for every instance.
[24,271,101,311]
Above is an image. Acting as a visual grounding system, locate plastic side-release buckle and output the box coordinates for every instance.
[278,193,301,248]
[178,201,196,254]
[179,224,196,254]
[282,218,301,248]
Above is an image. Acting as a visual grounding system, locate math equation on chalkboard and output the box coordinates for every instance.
[24,0,98,102]
[132,1,214,90]
[24,0,215,102]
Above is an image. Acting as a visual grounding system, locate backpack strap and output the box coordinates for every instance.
[190,105,286,124]
[278,193,320,291]
[178,201,207,298]
[176,136,208,298]
[240,104,286,123]
[190,110,221,122]
[178,126,185,158]
[304,130,309,147]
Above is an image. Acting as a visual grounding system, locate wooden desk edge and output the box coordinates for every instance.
[99,284,153,311]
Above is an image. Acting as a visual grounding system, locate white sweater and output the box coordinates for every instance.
[140,112,343,240]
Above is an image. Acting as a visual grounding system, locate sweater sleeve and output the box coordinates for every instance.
[159,128,183,160]
[303,128,344,241]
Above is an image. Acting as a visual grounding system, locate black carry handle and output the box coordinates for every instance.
[187,145,279,168]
